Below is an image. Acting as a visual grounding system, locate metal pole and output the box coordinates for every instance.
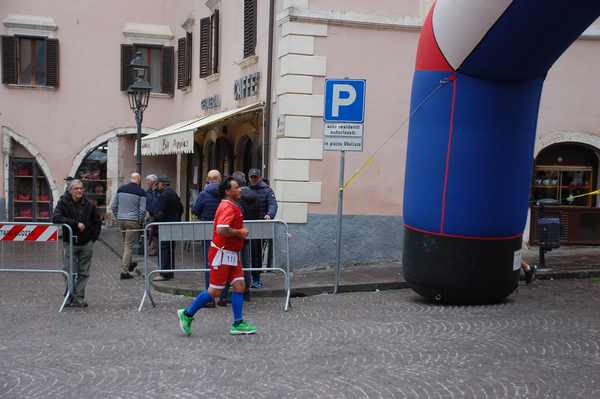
[135,109,143,176]
[333,151,346,294]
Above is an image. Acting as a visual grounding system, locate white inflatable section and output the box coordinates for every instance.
[432,0,513,70]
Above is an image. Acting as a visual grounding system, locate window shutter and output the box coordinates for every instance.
[120,44,135,91]
[162,46,175,95]
[211,10,220,74]
[1,36,17,84]
[46,38,59,88]
[177,37,186,89]
[243,0,257,58]
[199,17,211,78]
[186,32,192,85]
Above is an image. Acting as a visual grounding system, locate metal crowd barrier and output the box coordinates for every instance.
[138,220,291,312]
[0,222,74,312]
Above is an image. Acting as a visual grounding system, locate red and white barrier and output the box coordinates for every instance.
[0,224,58,242]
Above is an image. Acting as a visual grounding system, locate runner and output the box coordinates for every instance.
[177,177,257,336]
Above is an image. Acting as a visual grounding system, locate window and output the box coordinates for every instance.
[243,0,257,58]
[2,36,59,87]
[120,44,174,95]
[200,10,219,78]
[177,32,192,89]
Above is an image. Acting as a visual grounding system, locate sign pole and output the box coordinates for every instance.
[333,150,345,294]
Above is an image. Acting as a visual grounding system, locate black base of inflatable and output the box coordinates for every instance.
[403,227,521,304]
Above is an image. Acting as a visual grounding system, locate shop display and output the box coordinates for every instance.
[76,144,108,219]
[11,158,52,221]
[532,165,593,207]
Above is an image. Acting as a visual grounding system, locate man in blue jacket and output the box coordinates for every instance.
[192,170,222,305]
[248,168,278,288]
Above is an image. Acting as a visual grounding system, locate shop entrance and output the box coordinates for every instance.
[530,142,600,245]
[75,143,108,220]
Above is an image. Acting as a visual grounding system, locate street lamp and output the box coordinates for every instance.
[127,51,152,175]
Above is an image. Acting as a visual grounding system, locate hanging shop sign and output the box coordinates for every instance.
[201,95,221,111]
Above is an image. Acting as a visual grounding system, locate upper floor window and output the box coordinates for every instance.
[1,35,59,87]
[200,10,219,78]
[177,32,192,89]
[243,0,257,58]
[120,44,174,95]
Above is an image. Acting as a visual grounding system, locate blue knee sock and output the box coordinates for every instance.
[186,291,213,317]
[231,292,244,323]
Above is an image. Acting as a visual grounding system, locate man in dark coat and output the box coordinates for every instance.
[52,179,102,307]
[247,168,278,288]
[145,174,159,256]
[154,176,183,280]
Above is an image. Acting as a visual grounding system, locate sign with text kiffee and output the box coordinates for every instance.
[323,79,366,152]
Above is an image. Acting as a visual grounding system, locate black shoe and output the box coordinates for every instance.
[120,272,135,280]
[525,265,537,285]
[205,300,216,308]
[128,261,138,272]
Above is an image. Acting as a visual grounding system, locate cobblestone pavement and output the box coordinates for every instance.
[1,242,600,398]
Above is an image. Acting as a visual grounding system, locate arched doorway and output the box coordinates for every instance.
[237,135,258,176]
[531,142,600,245]
[215,137,234,176]
[75,143,108,219]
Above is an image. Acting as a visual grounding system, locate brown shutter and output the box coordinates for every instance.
[162,46,175,95]
[1,36,17,84]
[243,0,257,58]
[120,44,135,91]
[46,38,59,88]
[199,17,211,78]
[177,37,186,89]
[186,32,192,85]
[211,10,219,74]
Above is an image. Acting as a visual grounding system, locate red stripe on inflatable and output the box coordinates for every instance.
[404,224,522,241]
[440,75,457,232]
[2,225,26,241]
[24,225,46,241]
[415,3,453,72]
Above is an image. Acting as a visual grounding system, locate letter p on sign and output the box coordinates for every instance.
[324,79,366,123]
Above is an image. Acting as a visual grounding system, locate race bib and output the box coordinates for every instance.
[211,249,238,267]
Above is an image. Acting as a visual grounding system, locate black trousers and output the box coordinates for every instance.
[160,241,175,278]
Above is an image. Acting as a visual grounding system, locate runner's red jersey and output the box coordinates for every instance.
[212,199,244,251]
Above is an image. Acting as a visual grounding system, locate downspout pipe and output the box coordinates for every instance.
[402,0,600,303]
[262,0,276,179]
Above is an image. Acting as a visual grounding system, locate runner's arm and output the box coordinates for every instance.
[217,226,248,239]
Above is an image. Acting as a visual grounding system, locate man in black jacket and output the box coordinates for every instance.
[248,169,278,288]
[154,176,183,280]
[52,179,102,307]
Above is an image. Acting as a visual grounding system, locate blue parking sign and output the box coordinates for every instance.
[324,79,366,123]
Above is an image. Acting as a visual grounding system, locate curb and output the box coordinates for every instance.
[152,280,411,298]
[151,269,600,298]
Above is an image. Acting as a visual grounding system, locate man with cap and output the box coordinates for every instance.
[154,176,183,280]
[247,168,278,288]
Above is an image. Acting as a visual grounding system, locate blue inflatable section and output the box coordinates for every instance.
[459,0,600,81]
[404,72,544,237]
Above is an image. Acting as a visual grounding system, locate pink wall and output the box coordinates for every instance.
[310,25,420,215]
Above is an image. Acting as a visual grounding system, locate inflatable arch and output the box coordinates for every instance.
[403,1,600,302]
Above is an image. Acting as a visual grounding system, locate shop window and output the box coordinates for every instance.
[120,44,174,95]
[2,35,59,87]
[76,144,108,219]
[10,158,52,221]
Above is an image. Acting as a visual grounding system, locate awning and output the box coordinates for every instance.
[140,102,264,156]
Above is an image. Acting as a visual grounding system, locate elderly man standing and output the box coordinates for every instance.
[154,176,183,280]
[53,179,102,307]
[145,174,159,256]
[111,173,147,280]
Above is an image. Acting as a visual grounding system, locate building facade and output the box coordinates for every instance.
[2,0,600,268]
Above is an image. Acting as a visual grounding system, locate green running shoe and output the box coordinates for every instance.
[177,309,193,336]
[230,321,257,335]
